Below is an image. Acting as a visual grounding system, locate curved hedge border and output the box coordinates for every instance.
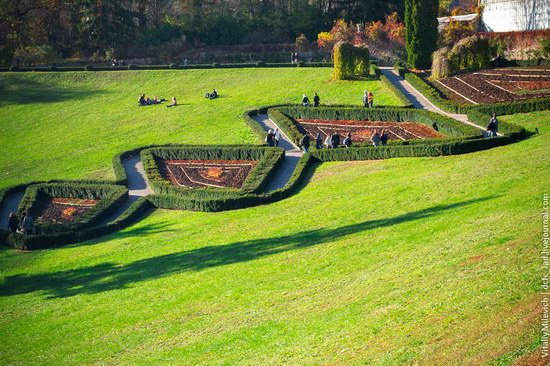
[16,183,128,235]
[0,96,533,250]
[0,62,334,73]
[141,145,285,196]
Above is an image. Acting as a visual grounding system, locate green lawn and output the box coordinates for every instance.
[0,109,547,365]
[0,68,401,189]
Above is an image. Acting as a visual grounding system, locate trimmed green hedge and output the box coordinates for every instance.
[0,62,334,73]
[141,146,284,197]
[380,74,413,108]
[16,183,128,235]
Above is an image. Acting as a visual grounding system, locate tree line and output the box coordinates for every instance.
[0,0,405,65]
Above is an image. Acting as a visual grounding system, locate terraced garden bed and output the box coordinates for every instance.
[296,119,444,142]
[33,197,98,224]
[157,159,258,189]
[433,67,550,104]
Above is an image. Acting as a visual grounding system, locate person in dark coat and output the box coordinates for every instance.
[343,132,352,148]
[265,129,275,146]
[371,129,381,147]
[315,133,323,149]
[301,94,310,107]
[313,93,320,107]
[380,129,389,146]
[331,133,340,148]
[300,133,311,153]
[7,212,19,233]
[487,113,498,137]
[21,212,34,234]
[138,94,146,106]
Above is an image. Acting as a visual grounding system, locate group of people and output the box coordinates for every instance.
[301,93,321,107]
[363,90,374,108]
[290,52,300,64]
[296,128,390,152]
[111,59,125,67]
[370,129,390,147]
[204,89,218,99]
[138,94,177,107]
[7,212,34,234]
[265,128,282,147]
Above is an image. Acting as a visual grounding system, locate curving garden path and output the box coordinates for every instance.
[379,67,486,131]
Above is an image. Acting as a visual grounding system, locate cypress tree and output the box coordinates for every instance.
[405,0,439,69]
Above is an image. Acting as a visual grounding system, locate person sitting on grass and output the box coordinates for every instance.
[313,93,320,107]
[380,130,389,146]
[315,133,323,149]
[301,94,310,107]
[138,94,146,106]
[343,132,352,148]
[7,212,19,233]
[300,133,310,153]
[167,96,177,107]
[371,129,381,147]
[205,89,219,99]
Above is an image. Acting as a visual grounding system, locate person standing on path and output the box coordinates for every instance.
[315,133,323,149]
[331,132,340,148]
[380,130,389,146]
[313,93,320,107]
[343,133,352,148]
[7,212,19,233]
[300,133,311,153]
[266,129,275,147]
[371,130,381,147]
[487,113,499,137]
[273,128,281,147]
[21,212,34,234]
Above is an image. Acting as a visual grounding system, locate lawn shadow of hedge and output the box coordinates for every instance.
[0,76,108,106]
[0,195,497,299]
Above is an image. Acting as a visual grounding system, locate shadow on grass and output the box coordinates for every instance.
[0,196,496,299]
[0,76,108,106]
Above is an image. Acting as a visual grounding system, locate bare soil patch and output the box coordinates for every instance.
[33,197,97,224]
[157,159,258,189]
[296,119,444,142]
[436,67,550,104]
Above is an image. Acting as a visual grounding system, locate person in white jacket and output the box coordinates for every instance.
[273,128,281,147]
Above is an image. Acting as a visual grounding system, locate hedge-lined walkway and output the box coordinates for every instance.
[252,115,304,192]
[380,67,485,132]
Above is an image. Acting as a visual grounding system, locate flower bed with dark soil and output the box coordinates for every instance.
[434,67,550,104]
[157,159,258,189]
[296,119,445,142]
[33,197,98,225]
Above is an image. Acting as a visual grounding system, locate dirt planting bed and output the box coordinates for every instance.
[157,159,258,189]
[33,197,97,225]
[434,67,550,104]
[296,119,444,142]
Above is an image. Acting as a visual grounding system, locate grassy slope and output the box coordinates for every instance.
[0,69,400,189]
[0,110,547,365]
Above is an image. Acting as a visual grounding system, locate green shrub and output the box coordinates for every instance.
[432,35,491,79]
[84,64,94,71]
[170,63,179,69]
[393,61,409,77]
[380,74,413,108]
[333,42,370,80]
[128,64,138,70]
[9,65,19,72]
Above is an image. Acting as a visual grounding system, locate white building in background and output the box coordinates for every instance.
[479,0,550,32]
